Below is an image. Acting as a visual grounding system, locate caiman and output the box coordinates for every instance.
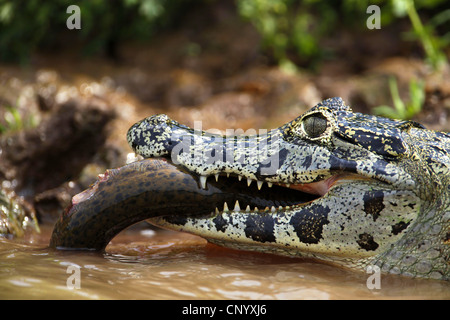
[124,97,449,280]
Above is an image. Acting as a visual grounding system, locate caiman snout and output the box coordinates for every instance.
[127,113,285,180]
[127,114,181,158]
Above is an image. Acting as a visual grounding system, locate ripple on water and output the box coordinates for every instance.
[0,227,449,299]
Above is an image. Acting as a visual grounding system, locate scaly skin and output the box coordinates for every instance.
[127,97,450,280]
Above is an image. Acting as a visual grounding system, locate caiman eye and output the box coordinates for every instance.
[302,113,328,138]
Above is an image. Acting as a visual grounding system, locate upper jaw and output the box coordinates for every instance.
[127,114,416,193]
[126,115,330,184]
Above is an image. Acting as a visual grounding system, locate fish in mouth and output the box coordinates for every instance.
[48,157,318,251]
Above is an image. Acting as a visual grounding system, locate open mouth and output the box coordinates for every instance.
[200,173,319,214]
[184,167,368,217]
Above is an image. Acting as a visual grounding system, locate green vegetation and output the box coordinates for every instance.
[373,76,425,120]
[0,0,448,68]
[393,0,449,70]
[236,0,327,71]
[0,0,194,63]
[236,0,448,71]
[0,105,38,134]
[236,0,346,70]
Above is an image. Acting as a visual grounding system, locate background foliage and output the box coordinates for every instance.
[0,0,194,62]
[236,0,449,70]
[0,0,448,69]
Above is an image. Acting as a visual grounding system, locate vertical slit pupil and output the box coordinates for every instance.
[303,114,327,138]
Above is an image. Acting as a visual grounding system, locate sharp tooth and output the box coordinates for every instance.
[223,202,229,212]
[271,206,276,212]
[257,180,263,190]
[199,175,207,189]
[264,207,269,212]
[267,182,273,188]
[238,175,243,181]
[226,173,230,178]
[233,200,240,212]
[278,206,283,210]
[285,183,290,188]
[247,178,252,187]
[214,174,219,182]
[215,207,220,214]
[245,205,251,212]
[254,206,259,212]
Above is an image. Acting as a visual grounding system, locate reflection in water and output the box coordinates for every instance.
[0,225,449,299]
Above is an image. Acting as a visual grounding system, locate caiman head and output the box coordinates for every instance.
[127,97,449,280]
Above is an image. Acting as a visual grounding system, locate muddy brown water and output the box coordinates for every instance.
[1,224,449,300]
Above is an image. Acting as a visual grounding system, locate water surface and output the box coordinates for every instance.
[1,225,449,300]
